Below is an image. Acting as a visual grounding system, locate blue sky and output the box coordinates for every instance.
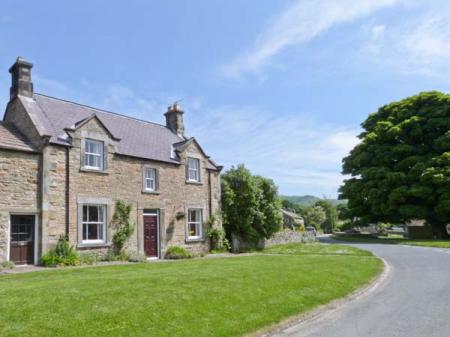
[1,0,450,197]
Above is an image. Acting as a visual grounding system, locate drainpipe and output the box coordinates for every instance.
[208,170,212,217]
[65,147,70,238]
[40,136,51,254]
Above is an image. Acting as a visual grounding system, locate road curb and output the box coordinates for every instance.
[248,255,391,337]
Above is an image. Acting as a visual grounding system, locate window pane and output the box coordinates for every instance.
[98,223,104,240]
[83,205,88,222]
[88,223,98,240]
[189,223,197,237]
[83,223,88,240]
[88,206,99,222]
[99,206,104,222]
[93,155,100,168]
[145,168,155,179]
[146,178,154,190]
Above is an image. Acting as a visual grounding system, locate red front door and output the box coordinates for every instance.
[144,215,158,257]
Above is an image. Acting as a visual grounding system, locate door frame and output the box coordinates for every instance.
[143,209,160,259]
[7,213,39,265]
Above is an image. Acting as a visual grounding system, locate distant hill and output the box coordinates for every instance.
[280,195,346,206]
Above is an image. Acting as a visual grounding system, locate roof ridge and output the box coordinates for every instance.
[34,93,175,131]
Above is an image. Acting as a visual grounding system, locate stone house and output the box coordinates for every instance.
[0,57,222,265]
[281,209,304,230]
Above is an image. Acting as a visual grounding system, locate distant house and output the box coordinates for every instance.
[0,57,222,265]
[282,209,304,230]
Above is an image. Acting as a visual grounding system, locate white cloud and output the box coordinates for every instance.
[401,14,450,76]
[360,6,450,79]
[185,102,360,197]
[100,84,167,122]
[220,0,402,79]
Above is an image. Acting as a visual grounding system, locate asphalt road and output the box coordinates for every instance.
[270,237,450,337]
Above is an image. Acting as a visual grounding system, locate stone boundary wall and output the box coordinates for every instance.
[264,229,315,247]
[231,229,315,252]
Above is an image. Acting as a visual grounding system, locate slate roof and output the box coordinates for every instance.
[20,93,197,165]
[0,121,36,153]
[281,209,303,220]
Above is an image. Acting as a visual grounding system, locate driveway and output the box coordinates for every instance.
[270,237,450,337]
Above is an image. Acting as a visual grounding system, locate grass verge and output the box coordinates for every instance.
[0,244,381,337]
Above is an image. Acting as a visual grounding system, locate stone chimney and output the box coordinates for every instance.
[164,102,185,137]
[9,57,33,100]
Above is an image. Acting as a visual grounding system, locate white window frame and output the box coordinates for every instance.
[187,208,203,240]
[84,139,104,170]
[81,204,106,244]
[144,167,157,192]
[187,157,200,182]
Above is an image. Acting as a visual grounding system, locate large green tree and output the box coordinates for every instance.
[221,165,282,243]
[340,91,450,237]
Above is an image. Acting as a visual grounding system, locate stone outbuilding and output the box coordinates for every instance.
[0,57,222,265]
[281,209,304,230]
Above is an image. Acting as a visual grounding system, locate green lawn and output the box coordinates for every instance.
[333,234,450,248]
[264,242,374,256]
[0,244,382,337]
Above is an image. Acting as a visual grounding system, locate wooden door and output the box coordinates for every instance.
[143,215,158,257]
[10,215,35,265]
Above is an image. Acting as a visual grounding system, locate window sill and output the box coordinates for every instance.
[185,180,203,185]
[185,237,205,243]
[142,190,160,195]
[80,167,109,175]
[77,242,111,249]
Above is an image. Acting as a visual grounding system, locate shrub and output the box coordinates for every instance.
[112,201,135,254]
[340,221,354,232]
[128,252,147,263]
[1,261,15,269]
[296,223,306,232]
[221,165,283,245]
[164,246,192,260]
[41,235,79,266]
[103,250,118,262]
[116,251,130,261]
[206,227,231,252]
[79,253,99,265]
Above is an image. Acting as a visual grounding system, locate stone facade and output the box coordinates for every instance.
[0,116,221,263]
[63,117,220,256]
[0,149,40,262]
[0,57,222,264]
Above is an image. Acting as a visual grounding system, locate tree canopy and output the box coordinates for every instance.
[340,91,450,235]
[221,165,282,243]
[303,205,326,230]
[314,200,338,232]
